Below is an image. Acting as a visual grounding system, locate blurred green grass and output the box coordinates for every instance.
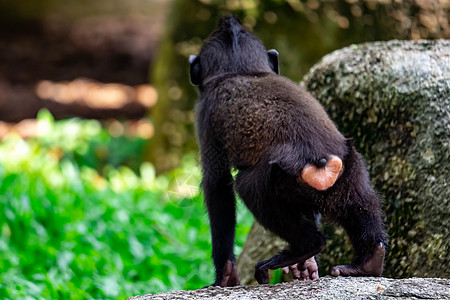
[0,111,253,299]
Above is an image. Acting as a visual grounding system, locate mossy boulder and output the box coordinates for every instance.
[238,39,449,282]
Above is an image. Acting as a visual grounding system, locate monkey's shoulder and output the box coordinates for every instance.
[206,74,323,111]
[203,74,333,128]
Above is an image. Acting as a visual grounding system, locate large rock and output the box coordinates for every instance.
[129,277,450,299]
[238,40,449,282]
[303,39,449,278]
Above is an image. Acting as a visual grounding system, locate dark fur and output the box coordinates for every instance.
[191,16,387,286]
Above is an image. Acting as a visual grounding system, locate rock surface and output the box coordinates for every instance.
[238,39,449,282]
[128,277,450,299]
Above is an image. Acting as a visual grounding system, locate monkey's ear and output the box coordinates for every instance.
[267,49,279,74]
[189,55,202,85]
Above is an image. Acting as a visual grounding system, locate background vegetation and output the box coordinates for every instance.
[0,111,252,298]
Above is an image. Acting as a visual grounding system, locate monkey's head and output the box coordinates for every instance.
[189,15,279,86]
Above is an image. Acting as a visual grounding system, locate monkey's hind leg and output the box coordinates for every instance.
[330,196,387,277]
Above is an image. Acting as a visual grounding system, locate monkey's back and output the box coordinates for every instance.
[205,73,345,168]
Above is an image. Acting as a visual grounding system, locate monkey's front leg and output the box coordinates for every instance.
[203,172,241,287]
[202,162,241,286]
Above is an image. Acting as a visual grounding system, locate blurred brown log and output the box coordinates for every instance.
[0,116,155,140]
[0,78,157,122]
[0,13,165,122]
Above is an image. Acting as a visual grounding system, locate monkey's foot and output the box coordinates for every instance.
[300,155,343,191]
[330,242,385,277]
[218,260,241,287]
[255,246,324,284]
[282,256,319,281]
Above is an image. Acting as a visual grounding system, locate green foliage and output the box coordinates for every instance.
[0,111,253,299]
[269,269,282,284]
[34,110,148,174]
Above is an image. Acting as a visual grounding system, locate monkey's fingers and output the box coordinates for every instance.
[282,257,319,281]
[300,155,343,191]
[220,260,241,287]
[296,257,319,281]
[282,264,296,275]
[303,257,319,280]
[283,263,301,281]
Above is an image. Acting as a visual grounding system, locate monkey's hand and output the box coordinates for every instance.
[216,260,241,287]
[282,256,319,281]
[330,242,385,277]
[300,155,343,191]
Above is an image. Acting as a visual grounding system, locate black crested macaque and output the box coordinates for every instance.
[190,16,387,287]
